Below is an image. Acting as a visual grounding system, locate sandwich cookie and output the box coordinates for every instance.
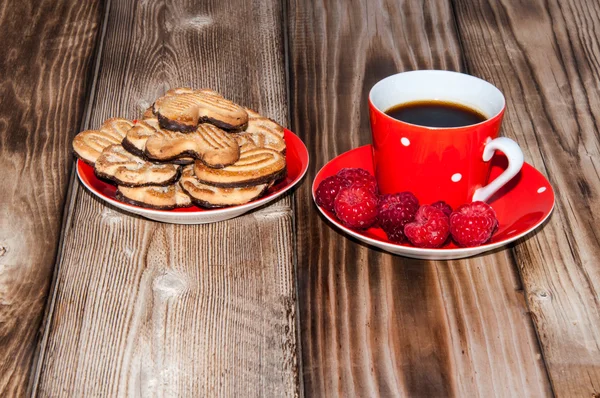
[122,120,158,158]
[122,120,194,165]
[143,88,197,121]
[72,118,135,165]
[179,166,269,208]
[116,183,192,210]
[142,117,160,129]
[234,133,258,151]
[101,117,136,137]
[144,123,240,168]
[142,106,155,120]
[234,109,286,153]
[153,88,248,132]
[163,87,196,96]
[95,144,180,187]
[193,146,286,188]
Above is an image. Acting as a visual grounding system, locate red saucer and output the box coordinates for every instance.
[78,129,309,224]
[312,145,554,259]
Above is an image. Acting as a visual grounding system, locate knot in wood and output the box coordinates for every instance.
[100,207,122,226]
[153,271,188,299]
[532,289,551,300]
[181,16,214,31]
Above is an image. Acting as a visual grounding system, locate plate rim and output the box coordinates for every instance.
[312,144,555,256]
[77,128,309,217]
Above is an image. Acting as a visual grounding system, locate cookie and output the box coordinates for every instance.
[122,120,195,165]
[179,166,269,208]
[153,88,248,132]
[144,123,240,168]
[142,106,155,120]
[234,133,258,151]
[164,87,196,96]
[95,144,180,187]
[234,108,286,153]
[193,145,286,188]
[121,120,157,157]
[142,117,160,129]
[72,118,135,165]
[101,117,136,137]
[116,183,192,210]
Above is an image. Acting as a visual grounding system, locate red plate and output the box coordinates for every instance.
[78,129,309,224]
[312,145,554,259]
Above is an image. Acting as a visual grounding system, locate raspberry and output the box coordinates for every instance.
[377,192,419,242]
[336,168,378,193]
[431,201,453,217]
[333,184,378,229]
[404,205,450,248]
[450,201,498,247]
[315,175,351,212]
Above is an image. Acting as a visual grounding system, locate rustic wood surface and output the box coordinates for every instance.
[31,0,298,397]
[1,0,600,396]
[454,0,600,396]
[0,0,101,396]
[287,0,552,396]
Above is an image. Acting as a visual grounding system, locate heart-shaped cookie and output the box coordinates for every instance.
[153,88,248,132]
[95,144,180,187]
[122,120,194,165]
[144,123,240,168]
[179,166,269,208]
[193,145,286,187]
[73,118,135,165]
[116,183,192,210]
[234,108,286,153]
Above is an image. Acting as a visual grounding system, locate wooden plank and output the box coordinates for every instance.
[0,0,102,396]
[288,0,553,396]
[33,0,299,396]
[452,0,600,396]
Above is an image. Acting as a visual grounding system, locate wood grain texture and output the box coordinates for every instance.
[288,0,552,396]
[0,0,101,396]
[453,0,600,396]
[33,0,299,396]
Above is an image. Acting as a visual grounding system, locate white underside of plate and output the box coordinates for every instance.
[78,168,307,225]
[312,187,553,260]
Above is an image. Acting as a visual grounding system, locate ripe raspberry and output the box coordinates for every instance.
[333,184,378,229]
[450,201,498,247]
[404,205,450,248]
[377,192,419,242]
[431,201,453,217]
[315,175,351,212]
[336,168,378,193]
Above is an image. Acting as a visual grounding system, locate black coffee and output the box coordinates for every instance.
[385,100,487,128]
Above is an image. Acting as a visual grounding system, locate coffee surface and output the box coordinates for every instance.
[385,100,487,128]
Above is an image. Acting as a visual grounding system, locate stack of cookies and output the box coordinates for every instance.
[72,88,287,210]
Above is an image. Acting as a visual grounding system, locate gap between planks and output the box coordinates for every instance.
[448,0,556,394]
[28,0,112,395]
[280,0,306,397]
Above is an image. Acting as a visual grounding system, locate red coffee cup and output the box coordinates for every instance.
[369,70,523,209]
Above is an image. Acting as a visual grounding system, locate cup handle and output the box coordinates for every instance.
[472,137,524,203]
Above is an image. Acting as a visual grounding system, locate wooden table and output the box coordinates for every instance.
[1,0,599,396]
